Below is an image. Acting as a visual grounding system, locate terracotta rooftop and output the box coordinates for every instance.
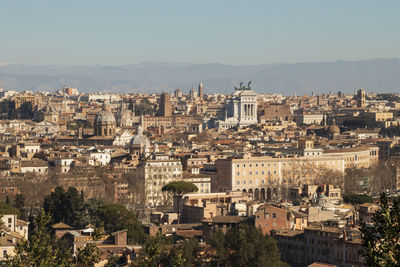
[51,222,72,229]
[202,215,247,224]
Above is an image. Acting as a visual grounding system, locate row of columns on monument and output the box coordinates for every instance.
[241,187,279,201]
[243,104,255,117]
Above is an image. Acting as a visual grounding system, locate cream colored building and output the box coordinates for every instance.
[366,111,393,122]
[137,154,182,207]
[296,113,324,125]
[216,144,378,200]
[0,214,28,261]
[1,214,28,240]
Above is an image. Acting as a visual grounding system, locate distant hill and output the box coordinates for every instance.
[1,58,400,95]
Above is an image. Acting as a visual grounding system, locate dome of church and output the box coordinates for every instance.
[117,109,132,127]
[174,89,183,97]
[41,103,58,114]
[328,124,340,134]
[95,107,116,125]
[130,125,150,148]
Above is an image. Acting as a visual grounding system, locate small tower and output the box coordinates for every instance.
[190,87,198,99]
[158,92,172,117]
[198,81,204,100]
[357,88,366,108]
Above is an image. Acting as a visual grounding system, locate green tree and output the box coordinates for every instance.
[162,181,198,223]
[92,222,105,241]
[343,193,373,205]
[17,102,34,119]
[135,98,156,115]
[96,203,147,244]
[3,209,69,267]
[210,224,282,267]
[167,248,187,267]
[43,186,85,228]
[105,254,119,267]
[14,194,26,220]
[138,232,166,267]
[162,238,202,266]
[0,202,19,216]
[360,193,400,267]
[343,114,378,130]
[76,243,102,267]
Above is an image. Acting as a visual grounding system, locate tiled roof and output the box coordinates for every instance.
[51,222,72,229]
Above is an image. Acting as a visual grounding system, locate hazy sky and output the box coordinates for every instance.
[1,0,399,65]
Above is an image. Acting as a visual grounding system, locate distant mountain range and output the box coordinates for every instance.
[0,58,400,95]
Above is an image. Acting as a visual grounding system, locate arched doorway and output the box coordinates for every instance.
[267,188,272,200]
[242,189,247,193]
[273,188,279,199]
[248,189,253,199]
[260,188,266,201]
[254,188,260,201]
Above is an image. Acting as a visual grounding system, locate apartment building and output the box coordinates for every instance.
[216,155,344,200]
[276,226,366,267]
[137,154,182,207]
[215,144,378,200]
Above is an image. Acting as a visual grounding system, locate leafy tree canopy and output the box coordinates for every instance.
[343,114,378,130]
[162,181,198,197]
[43,187,147,244]
[360,193,400,267]
[135,98,156,116]
[0,202,20,216]
[76,242,102,267]
[210,224,282,267]
[96,203,147,244]
[375,93,400,102]
[43,186,85,229]
[343,193,373,204]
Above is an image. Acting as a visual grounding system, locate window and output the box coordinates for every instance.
[237,172,240,176]
[3,250,6,258]
[272,213,276,218]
